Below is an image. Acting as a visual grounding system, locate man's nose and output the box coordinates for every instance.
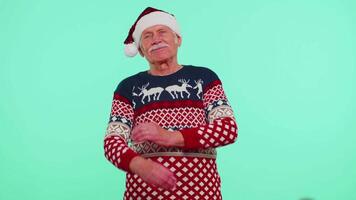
[151,33,162,44]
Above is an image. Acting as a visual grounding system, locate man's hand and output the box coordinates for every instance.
[131,122,184,147]
[129,156,177,190]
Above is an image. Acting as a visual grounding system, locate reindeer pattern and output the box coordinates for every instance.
[132,78,204,106]
[165,79,192,99]
[132,83,164,104]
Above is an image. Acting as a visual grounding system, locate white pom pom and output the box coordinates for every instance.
[124,43,138,57]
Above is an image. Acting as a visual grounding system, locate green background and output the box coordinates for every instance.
[1,0,355,199]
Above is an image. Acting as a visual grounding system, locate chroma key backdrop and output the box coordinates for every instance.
[1,1,355,200]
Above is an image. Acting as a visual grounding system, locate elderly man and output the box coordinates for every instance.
[104,7,238,200]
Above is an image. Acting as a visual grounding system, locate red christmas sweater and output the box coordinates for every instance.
[104,65,238,200]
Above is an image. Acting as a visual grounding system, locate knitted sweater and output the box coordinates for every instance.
[104,65,238,199]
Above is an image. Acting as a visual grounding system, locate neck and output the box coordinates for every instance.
[148,57,181,76]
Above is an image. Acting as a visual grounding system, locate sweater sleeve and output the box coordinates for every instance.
[180,70,238,149]
[103,81,139,173]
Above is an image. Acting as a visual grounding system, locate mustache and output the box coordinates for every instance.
[149,42,169,52]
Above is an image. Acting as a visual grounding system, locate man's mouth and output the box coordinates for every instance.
[149,43,169,52]
[151,46,167,52]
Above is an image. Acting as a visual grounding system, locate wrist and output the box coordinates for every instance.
[168,131,184,147]
[129,156,146,174]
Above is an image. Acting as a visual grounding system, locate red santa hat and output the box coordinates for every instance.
[124,7,181,57]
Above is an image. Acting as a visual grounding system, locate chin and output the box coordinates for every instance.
[150,55,172,63]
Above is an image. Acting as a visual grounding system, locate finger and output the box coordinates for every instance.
[131,127,146,141]
[132,124,144,134]
[165,173,177,189]
[161,178,176,190]
[156,177,174,190]
[131,127,138,138]
[131,135,145,143]
[133,131,150,143]
[155,167,177,190]
[132,135,144,143]
[131,130,139,141]
[147,176,166,190]
[162,177,177,190]
[134,130,147,140]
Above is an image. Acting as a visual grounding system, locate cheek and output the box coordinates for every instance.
[140,41,150,51]
[140,44,147,52]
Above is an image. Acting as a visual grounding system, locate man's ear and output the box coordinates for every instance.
[176,35,182,47]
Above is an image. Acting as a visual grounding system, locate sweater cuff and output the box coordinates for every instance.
[180,128,202,149]
[121,149,140,173]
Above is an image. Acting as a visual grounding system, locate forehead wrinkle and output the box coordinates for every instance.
[143,25,172,33]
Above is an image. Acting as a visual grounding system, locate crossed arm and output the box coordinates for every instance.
[128,115,237,190]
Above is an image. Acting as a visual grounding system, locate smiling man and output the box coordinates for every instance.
[104,7,238,200]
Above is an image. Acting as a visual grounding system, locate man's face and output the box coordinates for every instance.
[139,25,181,63]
